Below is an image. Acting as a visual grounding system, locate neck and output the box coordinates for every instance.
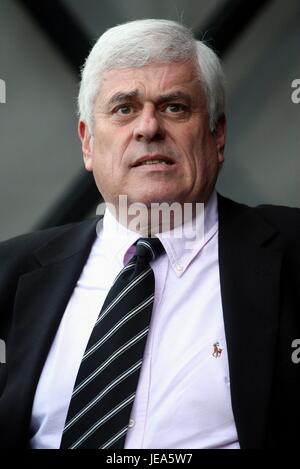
[104,196,210,236]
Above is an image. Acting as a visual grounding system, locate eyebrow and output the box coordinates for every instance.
[156,91,191,104]
[107,90,139,107]
[106,90,191,107]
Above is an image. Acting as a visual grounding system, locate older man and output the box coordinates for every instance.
[0,19,299,449]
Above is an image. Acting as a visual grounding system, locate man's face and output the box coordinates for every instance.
[79,59,226,208]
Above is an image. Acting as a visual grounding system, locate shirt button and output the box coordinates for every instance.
[175,261,183,272]
[128,418,135,428]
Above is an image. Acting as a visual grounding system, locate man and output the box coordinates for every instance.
[0,19,299,449]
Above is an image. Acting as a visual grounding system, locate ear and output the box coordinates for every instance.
[213,114,226,163]
[78,120,94,172]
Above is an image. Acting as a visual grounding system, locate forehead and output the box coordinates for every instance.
[98,60,203,103]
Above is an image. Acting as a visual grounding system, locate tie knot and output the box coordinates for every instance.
[135,237,164,262]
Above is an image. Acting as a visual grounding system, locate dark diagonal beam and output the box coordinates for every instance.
[195,0,271,56]
[17,0,91,76]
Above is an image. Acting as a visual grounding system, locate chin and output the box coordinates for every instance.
[133,192,181,206]
[133,183,183,204]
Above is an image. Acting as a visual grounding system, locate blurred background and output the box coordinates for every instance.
[0,0,299,241]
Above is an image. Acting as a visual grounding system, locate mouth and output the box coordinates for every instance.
[131,154,175,167]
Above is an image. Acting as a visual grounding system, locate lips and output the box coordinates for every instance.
[131,154,175,167]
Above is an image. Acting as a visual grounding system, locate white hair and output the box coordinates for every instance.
[78,19,225,133]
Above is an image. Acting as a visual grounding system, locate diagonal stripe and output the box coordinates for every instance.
[100,426,128,449]
[137,239,155,259]
[73,327,149,396]
[94,267,152,327]
[83,294,154,361]
[112,261,135,284]
[64,360,142,432]
[69,394,135,449]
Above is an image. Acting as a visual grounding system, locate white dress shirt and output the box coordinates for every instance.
[30,191,239,449]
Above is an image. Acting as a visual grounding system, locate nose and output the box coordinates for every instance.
[133,104,165,142]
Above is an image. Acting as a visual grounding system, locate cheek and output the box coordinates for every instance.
[184,135,218,181]
[182,136,204,169]
[91,134,112,169]
[92,135,131,189]
[92,127,110,155]
[94,127,129,164]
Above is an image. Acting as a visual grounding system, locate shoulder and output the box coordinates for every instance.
[218,193,300,242]
[256,203,300,233]
[0,223,75,261]
[0,217,100,272]
[255,203,300,247]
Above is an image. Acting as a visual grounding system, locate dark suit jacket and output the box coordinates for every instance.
[0,194,299,449]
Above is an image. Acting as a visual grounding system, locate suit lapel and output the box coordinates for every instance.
[2,217,102,445]
[218,194,283,448]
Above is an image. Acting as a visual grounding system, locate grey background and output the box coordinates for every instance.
[0,0,299,241]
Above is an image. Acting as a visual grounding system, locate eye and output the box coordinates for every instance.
[164,103,188,114]
[115,105,134,115]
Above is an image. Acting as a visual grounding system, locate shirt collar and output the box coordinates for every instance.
[156,190,218,277]
[93,190,218,276]
[93,206,140,268]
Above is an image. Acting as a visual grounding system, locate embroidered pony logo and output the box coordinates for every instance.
[212,342,223,358]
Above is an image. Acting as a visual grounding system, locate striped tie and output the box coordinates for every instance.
[60,237,164,449]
